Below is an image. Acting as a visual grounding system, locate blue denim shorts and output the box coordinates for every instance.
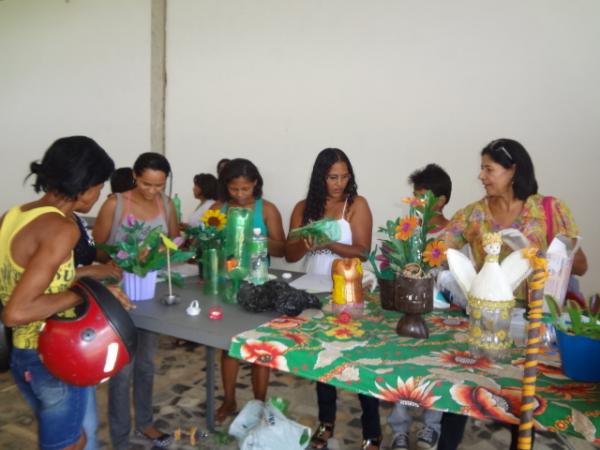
[11,348,87,450]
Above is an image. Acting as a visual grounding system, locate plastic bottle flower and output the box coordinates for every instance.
[201,210,227,230]
[395,216,418,241]
[423,241,447,267]
[187,209,228,253]
[368,190,447,279]
[98,217,193,278]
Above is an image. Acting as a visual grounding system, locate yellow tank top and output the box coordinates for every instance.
[0,205,75,349]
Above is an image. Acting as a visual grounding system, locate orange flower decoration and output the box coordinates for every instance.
[538,383,598,400]
[372,376,440,408]
[451,385,547,424]
[225,258,239,272]
[395,216,418,240]
[402,196,425,208]
[423,241,447,267]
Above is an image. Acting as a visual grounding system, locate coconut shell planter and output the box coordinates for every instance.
[394,274,434,338]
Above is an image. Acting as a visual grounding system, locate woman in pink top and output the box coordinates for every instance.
[94,153,178,450]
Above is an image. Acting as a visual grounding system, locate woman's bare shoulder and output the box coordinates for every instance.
[292,199,307,212]
[262,199,281,213]
[211,200,224,210]
[348,195,370,213]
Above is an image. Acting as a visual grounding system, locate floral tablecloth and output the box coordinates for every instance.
[229,292,600,442]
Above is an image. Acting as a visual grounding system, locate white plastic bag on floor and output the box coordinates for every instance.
[229,399,311,450]
[229,400,265,441]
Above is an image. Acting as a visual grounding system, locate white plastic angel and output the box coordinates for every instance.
[446,232,532,359]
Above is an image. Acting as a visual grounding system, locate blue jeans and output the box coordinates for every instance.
[108,329,158,450]
[388,402,442,435]
[83,387,98,450]
[11,348,87,450]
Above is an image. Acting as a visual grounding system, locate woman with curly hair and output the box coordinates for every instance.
[285,148,381,450]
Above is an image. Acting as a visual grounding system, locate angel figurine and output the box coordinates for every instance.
[446,232,532,359]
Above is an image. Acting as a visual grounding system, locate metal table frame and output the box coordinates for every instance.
[128,269,301,430]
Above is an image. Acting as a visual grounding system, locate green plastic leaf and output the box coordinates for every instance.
[288,218,341,246]
[545,295,562,324]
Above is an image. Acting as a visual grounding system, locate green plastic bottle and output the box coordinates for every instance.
[173,193,182,223]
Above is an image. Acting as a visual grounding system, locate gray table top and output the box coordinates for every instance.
[129,269,305,350]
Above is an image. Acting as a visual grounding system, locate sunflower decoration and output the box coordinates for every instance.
[186,209,228,253]
[201,209,227,230]
[369,190,447,280]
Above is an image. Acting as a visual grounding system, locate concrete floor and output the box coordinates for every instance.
[1,336,599,450]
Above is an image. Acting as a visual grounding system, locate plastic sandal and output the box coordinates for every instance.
[310,422,335,449]
[361,435,383,450]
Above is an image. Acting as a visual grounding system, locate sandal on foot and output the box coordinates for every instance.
[361,436,383,450]
[310,422,334,449]
[135,429,172,448]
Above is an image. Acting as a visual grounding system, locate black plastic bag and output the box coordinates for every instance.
[237,280,322,316]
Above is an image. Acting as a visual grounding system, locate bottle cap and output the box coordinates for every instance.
[186,300,201,316]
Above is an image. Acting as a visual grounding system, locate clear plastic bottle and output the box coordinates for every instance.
[249,228,269,285]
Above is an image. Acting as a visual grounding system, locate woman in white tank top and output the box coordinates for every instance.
[285,148,382,450]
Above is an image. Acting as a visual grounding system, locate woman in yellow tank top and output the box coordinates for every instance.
[0,136,132,450]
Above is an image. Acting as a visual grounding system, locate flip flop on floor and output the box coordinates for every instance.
[135,429,172,448]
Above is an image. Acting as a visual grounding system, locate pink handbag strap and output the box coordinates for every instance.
[542,196,555,244]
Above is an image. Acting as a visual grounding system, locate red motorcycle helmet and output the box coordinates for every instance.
[38,277,137,386]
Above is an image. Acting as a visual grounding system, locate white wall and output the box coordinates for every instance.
[165,0,600,292]
[0,0,152,213]
[1,1,598,293]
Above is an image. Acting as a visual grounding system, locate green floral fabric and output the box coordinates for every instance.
[229,293,600,442]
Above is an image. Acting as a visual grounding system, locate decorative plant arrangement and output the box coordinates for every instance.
[368,191,448,338]
[369,191,447,280]
[187,210,228,252]
[186,209,228,294]
[545,294,600,382]
[99,216,193,291]
[545,294,600,339]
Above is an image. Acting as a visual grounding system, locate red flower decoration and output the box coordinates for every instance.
[268,316,308,329]
[240,339,289,371]
[435,350,493,370]
[451,385,547,424]
[511,358,565,379]
[538,383,598,400]
[372,376,440,409]
[282,331,308,345]
[430,316,469,331]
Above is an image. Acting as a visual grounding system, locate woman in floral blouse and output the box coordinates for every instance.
[438,138,588,450]
[445,138,587,276]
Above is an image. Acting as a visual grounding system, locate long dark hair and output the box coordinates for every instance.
[218,158,263,202]
[28,136,114,199]
[481,138,538,201]
[302,148,357,225]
